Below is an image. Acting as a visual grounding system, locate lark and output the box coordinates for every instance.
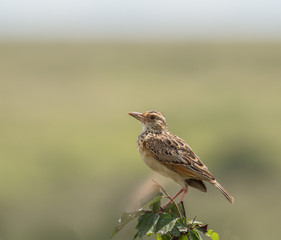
[129,110,234,204]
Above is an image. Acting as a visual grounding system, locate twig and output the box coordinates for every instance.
[187,216,197,231]
[152,179,183,219]
[180,201,186,219]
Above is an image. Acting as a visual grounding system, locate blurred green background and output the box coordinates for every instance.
[0,42,280,240]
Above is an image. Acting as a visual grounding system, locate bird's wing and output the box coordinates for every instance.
[144,133,215,181]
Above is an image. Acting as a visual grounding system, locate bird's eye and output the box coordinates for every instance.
[150,115,156,120]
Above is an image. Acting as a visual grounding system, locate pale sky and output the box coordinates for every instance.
[1,0,281,40]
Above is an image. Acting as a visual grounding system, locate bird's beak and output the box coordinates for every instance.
[128,112,144,122]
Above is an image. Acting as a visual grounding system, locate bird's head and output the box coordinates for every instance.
[129,111,167,132]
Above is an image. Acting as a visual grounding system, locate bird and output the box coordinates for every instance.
[129,110,234,204]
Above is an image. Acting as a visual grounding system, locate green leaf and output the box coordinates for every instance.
[150,194,162,213]
[133,232,138,239]
[157,234,171,240]
[187,220,204,226]
[111,211,141,238]
[178,235,188,240]
[155,212,177,235]
[189,229,203,240]
[175,218,188,232]
[162,235,172,240]
[167,225,181,237]
[163,201,175,212]
[140,193,163,211]
[136,212,160,238]
[194,224,208,234]
[112,192,163,239]
[206,230,219,240]
[156,234,162,240]
[188,229,201,240]
[164,202,185,218]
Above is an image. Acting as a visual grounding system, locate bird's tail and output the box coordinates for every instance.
[212,180,234,204]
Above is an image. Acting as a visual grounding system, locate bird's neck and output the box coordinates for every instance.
[141,123,167,134]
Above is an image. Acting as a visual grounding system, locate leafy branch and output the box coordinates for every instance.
[111,184,219,240]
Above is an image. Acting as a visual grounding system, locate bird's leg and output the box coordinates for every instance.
[180,187,188,202]
[162,188,183,209]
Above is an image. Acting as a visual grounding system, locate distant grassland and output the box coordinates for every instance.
[0,42,280,240]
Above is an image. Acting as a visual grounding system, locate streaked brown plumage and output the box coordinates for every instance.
[129,110,234,204]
